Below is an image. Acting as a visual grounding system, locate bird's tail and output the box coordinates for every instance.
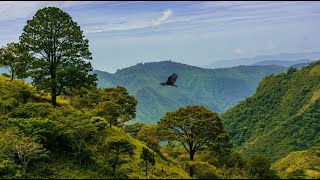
[160,82,166,86]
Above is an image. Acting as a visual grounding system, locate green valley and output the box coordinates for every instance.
[94,61,288,124]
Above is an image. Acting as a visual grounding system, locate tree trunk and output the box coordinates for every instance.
[111,154,119,177]
[78,141,82,165]
[111,166,116,177]
[10,71,14,81]
[50,64,57,107]
[52,92,57,107]
[189,151,195,177]
[145,161,148,177]
[22,162,27,179]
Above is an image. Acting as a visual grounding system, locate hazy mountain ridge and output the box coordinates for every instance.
[93,61,289,124]
[252,59,314,66]
[200,52,320,69]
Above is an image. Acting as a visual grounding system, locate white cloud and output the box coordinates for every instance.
[152,9,173,27]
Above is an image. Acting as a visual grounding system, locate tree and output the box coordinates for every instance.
[246,154,279,179]
[65,119,98,165]
[96,86,137,127]
[0,42,30,81]
[12,136,47,178]
[287,66,298,76]
[208,132,233,168]
[96,101,121,128]
[140,147,155,177]
[104,86,138,127]
[137,125,160,155]
[104,138,135,177]
[158,105,226,177]
[8,118,60,151]
[19,7,97,107]
[0,129,21,179]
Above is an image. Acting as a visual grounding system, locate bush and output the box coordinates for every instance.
[90,117,108,131]
[11,102,54,118]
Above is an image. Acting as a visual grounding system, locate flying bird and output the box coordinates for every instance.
[160,73,178,87]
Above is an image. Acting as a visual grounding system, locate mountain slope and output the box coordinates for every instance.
[0,75,190,179]
[94,61,288,124]
[271,147,320,179]
[222,60,320,162]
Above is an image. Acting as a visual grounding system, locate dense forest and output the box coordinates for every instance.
[0,6,319,179]
[223,61,320,162]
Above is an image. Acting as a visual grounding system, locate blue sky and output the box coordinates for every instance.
[0,1,320,73]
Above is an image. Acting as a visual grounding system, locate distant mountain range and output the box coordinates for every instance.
[93,61,290,124]
[200,52,320,69]
[252,59,315,67]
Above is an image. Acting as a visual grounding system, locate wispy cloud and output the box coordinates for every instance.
[84,8,173,34]
[84,22,151,34]
[0,1,110,21]
[152,9,173,27]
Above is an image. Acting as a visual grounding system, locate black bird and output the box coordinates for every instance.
[160,73,178,87]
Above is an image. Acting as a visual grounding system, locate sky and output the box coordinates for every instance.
[0,1,320,73]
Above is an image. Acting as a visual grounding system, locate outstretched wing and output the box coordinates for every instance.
[167,73,178,85]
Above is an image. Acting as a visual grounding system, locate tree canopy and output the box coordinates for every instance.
[158,105,227,177]
[0,42,30,81]
[19,7,97,107]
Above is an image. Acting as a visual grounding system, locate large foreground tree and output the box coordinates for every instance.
[158,105,226,177]
[19,7,97,107]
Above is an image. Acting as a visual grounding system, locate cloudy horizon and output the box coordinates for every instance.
[1,1,320,73]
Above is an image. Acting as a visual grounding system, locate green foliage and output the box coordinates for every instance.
[11,102,54,118]
[12,136,48,178]
[19,7,97,106]
[223,60,320,161]
[0,42,30,81]
[137,124,161,154]
[0,129,22,179]
[158,105,227,177]
[140,147,155,177]
[102,138,136,177]
[0,8,195,180]
[272,147,320,179]
[90,116,108,131]
[287,169,305,179]
[102,86,138,127]
[246,154,279,179]
[8,118,62,151]
[208,132,233,168]
[190,161,221,179]
[69,85,138,128]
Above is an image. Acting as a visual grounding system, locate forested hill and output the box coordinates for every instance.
[222,60,320,162]
[93,61,288,124]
